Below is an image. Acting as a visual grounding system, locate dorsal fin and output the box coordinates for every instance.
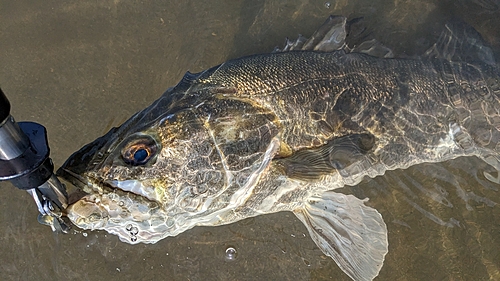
[302,15,347,52]
[423,19,496,65]
[350,38,394,58]
[275,15,348,52]
[274,15,395,59]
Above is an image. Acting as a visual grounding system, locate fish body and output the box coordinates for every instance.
[57,17,500,281]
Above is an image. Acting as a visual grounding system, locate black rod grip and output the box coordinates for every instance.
[0,88,11,123]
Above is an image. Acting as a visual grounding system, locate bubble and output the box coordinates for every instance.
[126,224,133,231]
[225,247,238,261]
[131,236,137,242]
[194,184,208,194]
[82,232,88,237]
[37,214,53,226]
[166,218,175,228]
[207,171,222,184]
[131,226,139,235]
[324,2,331,8]
[177,215,186,226]
[107,193,118,201]
[236,173,249,187]
[119,201,125,207]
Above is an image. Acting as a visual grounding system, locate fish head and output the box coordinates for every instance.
[57,81,280,244]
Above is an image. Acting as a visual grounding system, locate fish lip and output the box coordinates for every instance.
[56,167,91,205]
[56,127,120,204]
[56,167,87,189]
[105,179,161,203]
[58,166,160,206]
[56,168,115,204]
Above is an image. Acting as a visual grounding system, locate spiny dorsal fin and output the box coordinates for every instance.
[274,15,395,59]
[275,15,348,52]
[302,15,347,52]
[350,38,394,58]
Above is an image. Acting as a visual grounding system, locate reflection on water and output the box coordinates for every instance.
[0,0,499,280]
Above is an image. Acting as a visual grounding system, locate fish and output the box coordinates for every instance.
[56,16,500,281]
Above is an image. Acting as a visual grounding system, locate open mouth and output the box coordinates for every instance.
[105,179,160,202]
[57,167,162,210]
[58,167,165,238]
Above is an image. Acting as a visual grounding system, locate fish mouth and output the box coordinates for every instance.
[57,167,160,209]
[56,167,92,206]
[57,167,169,243]
[55,125,122,204]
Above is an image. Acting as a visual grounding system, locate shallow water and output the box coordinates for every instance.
[1,0,499,280]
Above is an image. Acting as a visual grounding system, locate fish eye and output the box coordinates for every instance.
[121,135,158,166]
[134,148,148,162]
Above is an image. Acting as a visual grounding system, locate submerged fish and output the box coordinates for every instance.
[57,16,500,281]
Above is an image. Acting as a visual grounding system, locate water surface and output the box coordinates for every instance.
[1,0,499,280]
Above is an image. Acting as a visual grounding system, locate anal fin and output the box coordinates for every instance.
[294,191,388,281]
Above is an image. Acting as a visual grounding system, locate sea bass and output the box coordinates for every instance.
[57,16,500,281]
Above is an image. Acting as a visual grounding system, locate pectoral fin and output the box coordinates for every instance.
[294,191,387,281]
[276,133,375,180]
